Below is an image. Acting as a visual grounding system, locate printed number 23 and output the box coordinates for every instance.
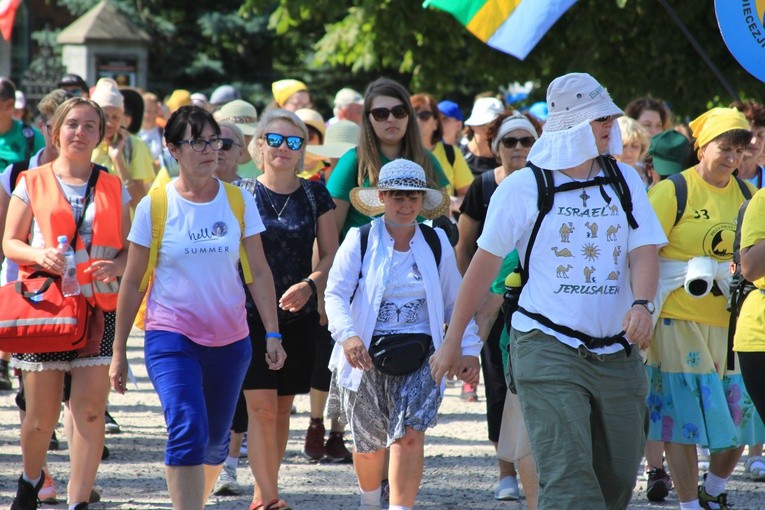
[693,209,710,219]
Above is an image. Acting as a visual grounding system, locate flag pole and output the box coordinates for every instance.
[656,0,739,101]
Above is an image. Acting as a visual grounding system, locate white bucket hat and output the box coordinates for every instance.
[465,97,504,127]
[306,120,359,159]
[350,159,450,219]
[527,73,623,170]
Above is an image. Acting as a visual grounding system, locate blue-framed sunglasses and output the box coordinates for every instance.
[264,133,304,151]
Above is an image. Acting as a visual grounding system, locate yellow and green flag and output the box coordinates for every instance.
[423,0,578,60]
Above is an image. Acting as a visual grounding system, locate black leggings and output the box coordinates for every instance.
[480,310,507,443]
[738,351,765,425]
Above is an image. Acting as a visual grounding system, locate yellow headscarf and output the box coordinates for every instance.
[689,107,749,149]
[272,79,308,107]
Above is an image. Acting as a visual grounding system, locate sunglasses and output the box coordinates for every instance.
[593,115,616,122]
[501,136,535,149]
[416,111,434,121]
[219,138,241,151]
[264,132,304,151]
[369,104,409,122]
[177,138,224,152]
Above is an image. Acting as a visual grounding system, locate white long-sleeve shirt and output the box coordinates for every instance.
[325,218,482,392]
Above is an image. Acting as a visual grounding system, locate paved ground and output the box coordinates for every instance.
[2,329,765,509]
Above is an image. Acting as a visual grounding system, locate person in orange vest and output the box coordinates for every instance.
[3,97,130,510]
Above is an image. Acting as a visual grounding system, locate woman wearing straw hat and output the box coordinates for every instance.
[644,107,764,510]
[326,77,449,238]
[325,159,481,510]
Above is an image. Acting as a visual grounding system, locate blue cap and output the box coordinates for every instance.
[438,100,463,121]
[528,101,549,121]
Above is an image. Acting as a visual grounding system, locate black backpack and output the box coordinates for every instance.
[512,155,638,354]
[726,199,755,370]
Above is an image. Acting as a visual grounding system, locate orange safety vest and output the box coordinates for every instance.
[21,163,123,311]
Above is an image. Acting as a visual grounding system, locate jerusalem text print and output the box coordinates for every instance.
[559,222,574,243]
[606,224,621,241]
[585,221,598,238]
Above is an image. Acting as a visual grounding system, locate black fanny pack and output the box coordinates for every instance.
[368,333,432,376]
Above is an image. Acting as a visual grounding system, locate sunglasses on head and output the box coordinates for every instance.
[369,104,409,122]
[416,110,434,121]
[501,136,535,149]
[219,138,240,151]
[264,133,304,151]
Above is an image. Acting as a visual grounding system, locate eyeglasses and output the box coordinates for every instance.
[264,133,304,151]
[219,138,241,151]
[501,136,535,148]
[593,115,616,123]
[416,111,434,121]
[369,105,409,122]
[177,138,224,152]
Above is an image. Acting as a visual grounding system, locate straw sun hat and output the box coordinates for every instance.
[350,159,450,219]
[305,120,360,159]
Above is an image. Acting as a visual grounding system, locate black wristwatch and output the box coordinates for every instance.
[301,277,317,295]
[632,299,655,314]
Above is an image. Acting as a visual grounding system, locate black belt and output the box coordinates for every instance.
[516,306,632,356]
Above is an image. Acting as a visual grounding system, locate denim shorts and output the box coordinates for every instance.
[144,330,251,466]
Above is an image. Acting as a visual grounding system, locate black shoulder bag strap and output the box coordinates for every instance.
[69,166,101,250]
[481,169,495,211]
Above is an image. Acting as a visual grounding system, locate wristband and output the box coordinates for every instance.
[265,332,282,342]
[301,277,317,295]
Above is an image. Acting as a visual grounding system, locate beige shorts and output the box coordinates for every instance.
[496,390,532,463]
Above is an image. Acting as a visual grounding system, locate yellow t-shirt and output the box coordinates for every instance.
[91,134,157,185]
[432,141,474,196]
[734,188,765,351]
[649,167,757,326]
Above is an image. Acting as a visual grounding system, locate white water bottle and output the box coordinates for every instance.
[57,235,80,297]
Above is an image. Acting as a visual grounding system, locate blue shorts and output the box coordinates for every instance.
[144,331,251,466]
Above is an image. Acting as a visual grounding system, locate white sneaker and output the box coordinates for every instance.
[213,464,242,496]
[495,475,520,500]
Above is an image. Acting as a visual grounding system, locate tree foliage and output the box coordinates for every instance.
[240,0,763,119]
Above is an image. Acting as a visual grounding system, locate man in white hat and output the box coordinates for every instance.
[90,78,155,209]
[331,88,364,126]
[433,72,667,509]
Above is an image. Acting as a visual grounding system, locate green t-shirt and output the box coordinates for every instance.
[238,160,262,179]
[0,120,45,168]
[326,148,450,238]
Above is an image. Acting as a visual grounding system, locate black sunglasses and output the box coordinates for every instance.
[593,115,615,122]
[369,104,409,122]
[264,133,304,151]
[416,111,435,121]
[177,138,224,152]
[501,136,535,149]
[219,138,241,151]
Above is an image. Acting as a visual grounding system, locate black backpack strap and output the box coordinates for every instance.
[727,199,753,370]
[668,173,687,226]
[481,169,495,210]
[599,155,638,229]
[734,176,753,201]
[444,143,456,168]
[522,163,555,285]
[9,160,29,193]
[418,223,442,267]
